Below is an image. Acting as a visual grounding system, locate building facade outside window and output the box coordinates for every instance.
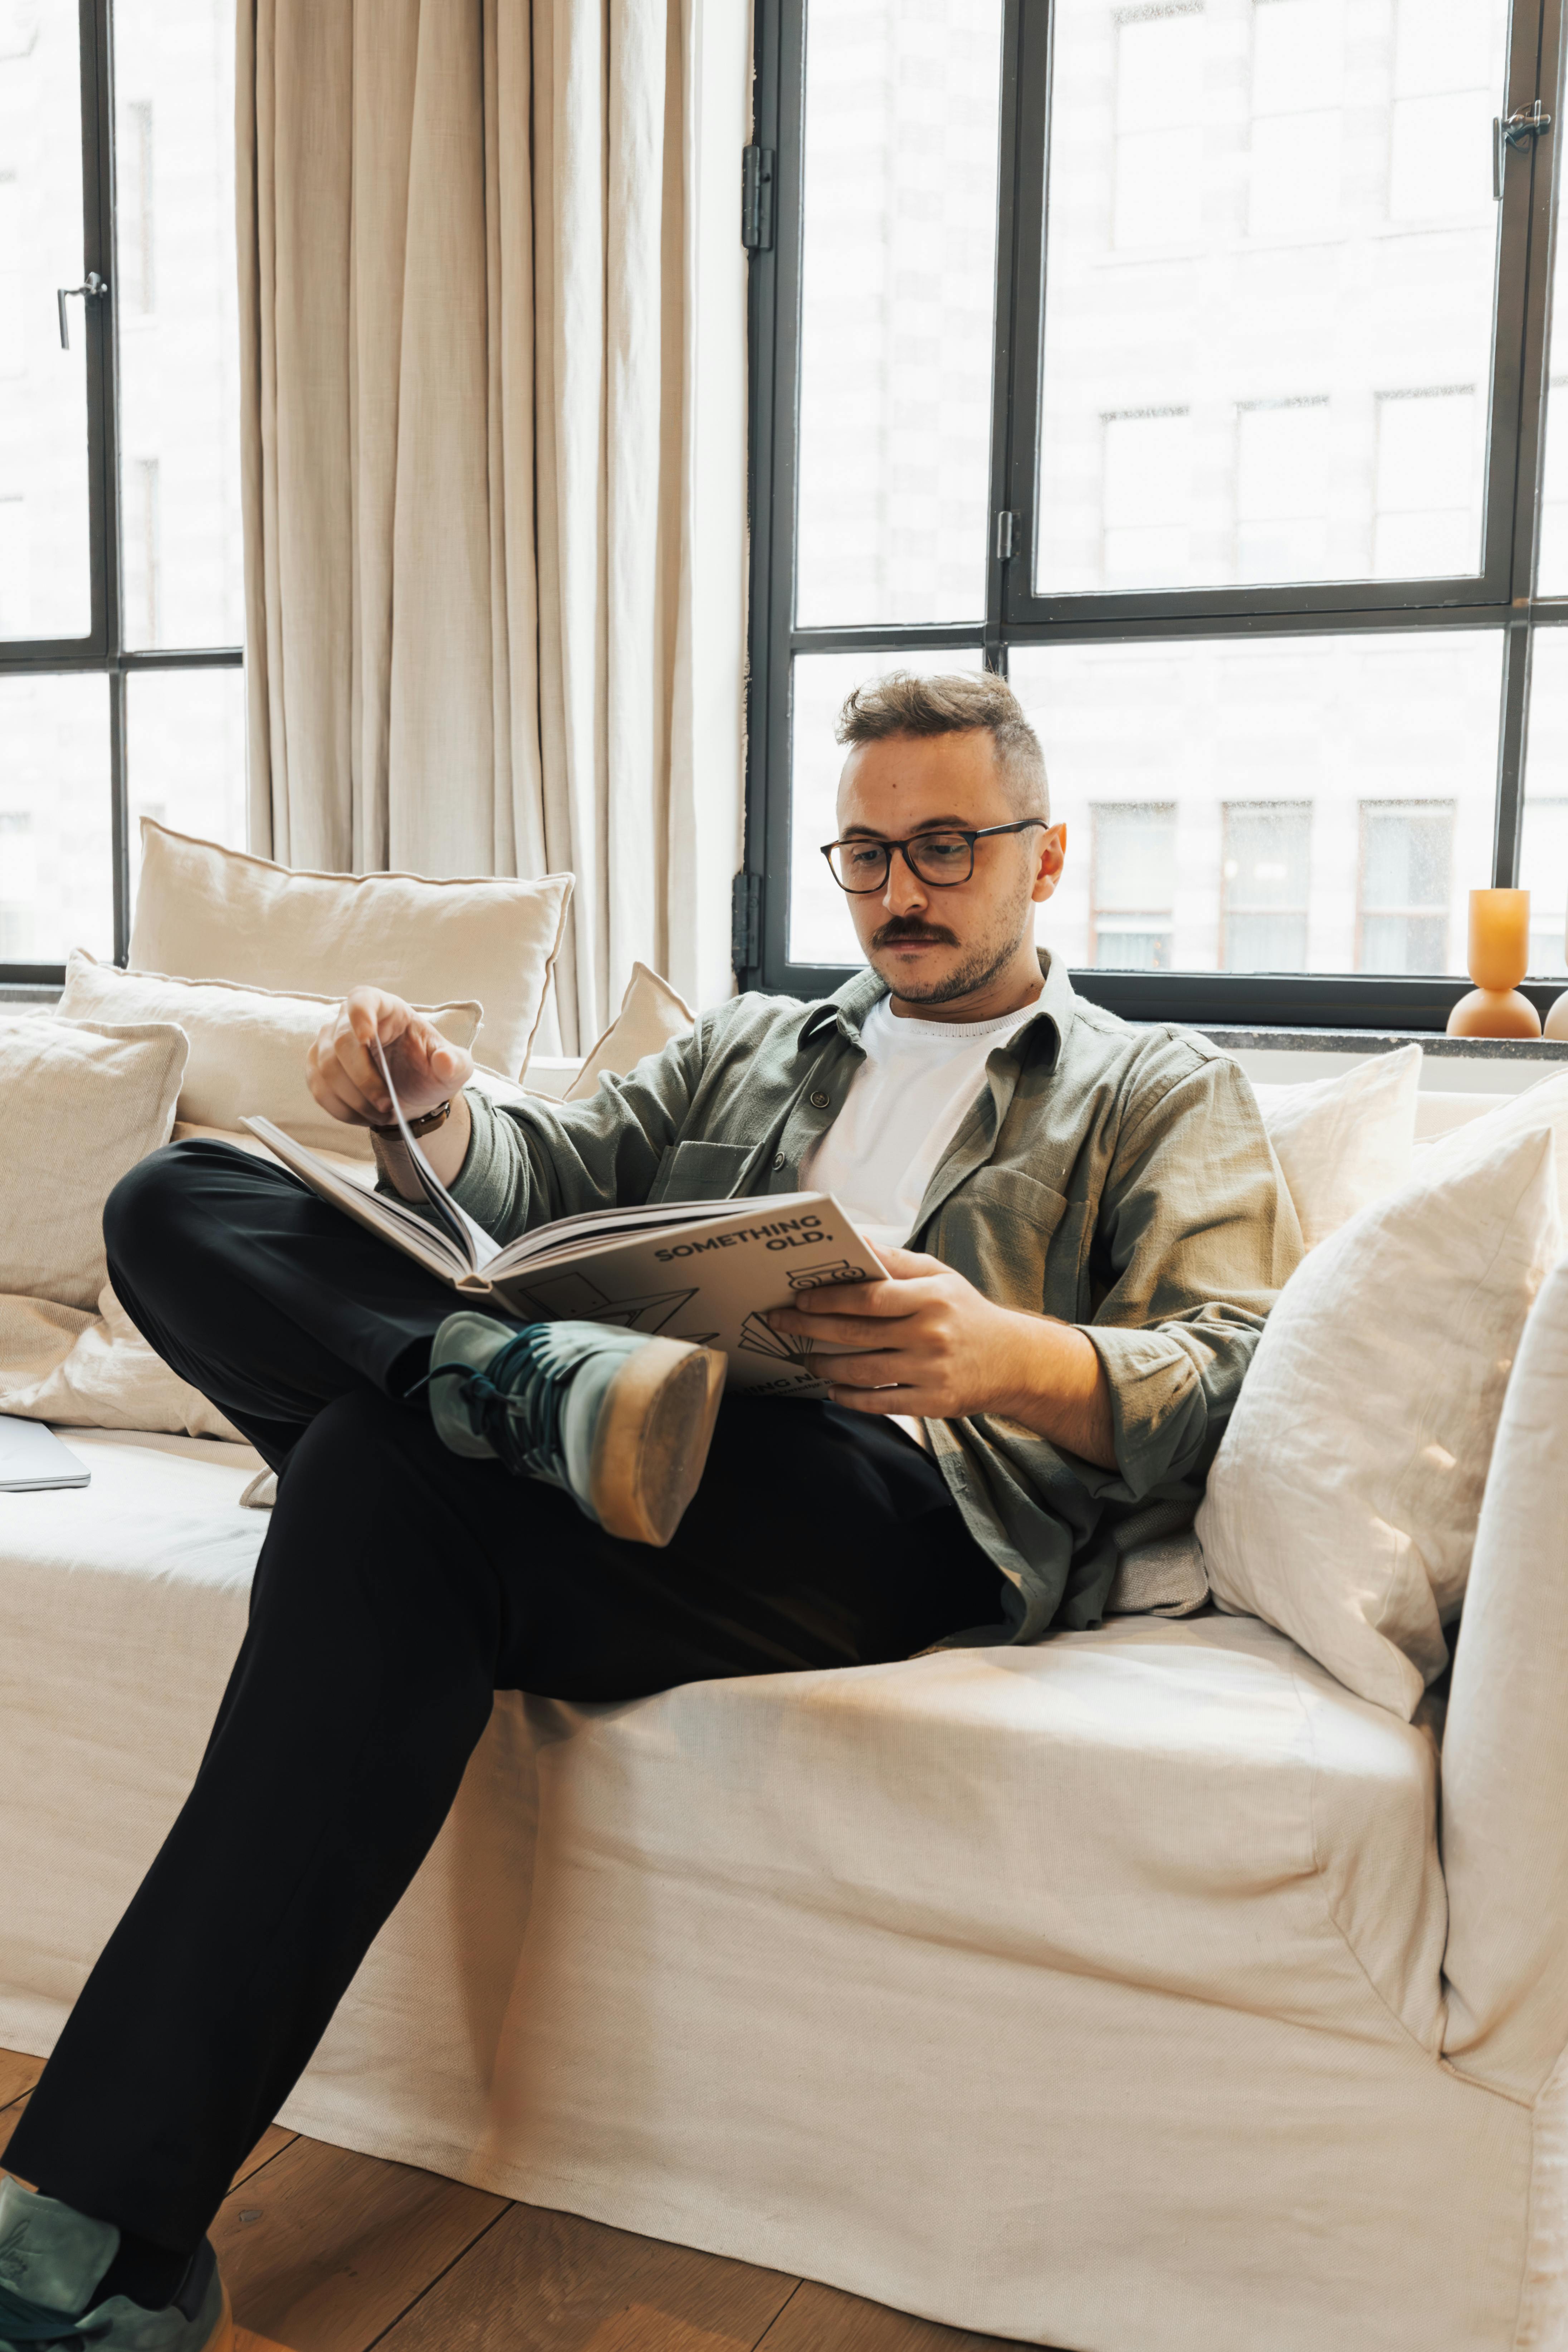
[1357,801,1456,976]
[746,0,1568,1031]
[1222,802,1311,972]
[1091,802,1175,969]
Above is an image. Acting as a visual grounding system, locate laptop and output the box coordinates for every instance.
[0,1416,91,1492]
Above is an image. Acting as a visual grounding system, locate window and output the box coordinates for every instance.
[1235,402,1328,583]
[0,0,244,982]
[747,0,1562,1028]
[1113,5,1204,251]
[1223,804,1311,970]
[1358,804,1455,975]
[1520,797,1568,976]
[1091,804,1176,969]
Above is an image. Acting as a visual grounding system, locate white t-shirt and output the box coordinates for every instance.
[799,992,1039,1252]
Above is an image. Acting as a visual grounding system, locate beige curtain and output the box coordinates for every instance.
[235,0,748,1050]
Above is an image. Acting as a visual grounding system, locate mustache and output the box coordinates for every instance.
[872,917,959,948]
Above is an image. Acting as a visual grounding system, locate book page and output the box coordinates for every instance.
[239,1117,472,1284]
[372,1036,503,1272]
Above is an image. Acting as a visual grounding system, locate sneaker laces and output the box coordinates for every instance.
[414,1327,572,1482]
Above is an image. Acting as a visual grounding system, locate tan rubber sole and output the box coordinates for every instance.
[588,1339,727,1546]
[209,2279,236,2351]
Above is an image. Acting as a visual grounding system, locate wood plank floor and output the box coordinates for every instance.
[0,2046,1037,2351]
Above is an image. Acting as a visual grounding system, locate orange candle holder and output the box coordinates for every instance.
[1447,889,1542,1038]
[1546,907,1568,1039]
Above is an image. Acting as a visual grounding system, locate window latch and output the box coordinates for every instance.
[1494,103,1552,199]
[57,271,109,350]
[995,510,1017,561]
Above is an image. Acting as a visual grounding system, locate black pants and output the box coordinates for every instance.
[8,1141,998,2255]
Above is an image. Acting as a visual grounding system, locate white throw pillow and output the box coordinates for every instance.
[1249,1043,1421,1249]
[128,818,573,1079]
[0,1016,188,1310]
[0,1283,241,1441]
[61,951,482,1164]
[1196,1123,1559,1719]
[1414,1067,1568,1233]
[562,961,695,1102]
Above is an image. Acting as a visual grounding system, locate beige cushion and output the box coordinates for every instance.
[61,951,481,1165]
[1250,1043,1421,1250]
[1414,1064,1568,1230]
[1442,1251,1568,2102]
[128,817,573,1079]
[1196,1124,1559,1719]
[0,1283,241,1442]
[562,961,695,1102]
[0,1016,187,1311]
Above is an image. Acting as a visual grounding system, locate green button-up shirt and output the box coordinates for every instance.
[448,951,1303,1640]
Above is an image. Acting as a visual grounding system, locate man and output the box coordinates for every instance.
[0,673,1301,2350]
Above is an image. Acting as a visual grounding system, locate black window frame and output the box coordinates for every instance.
[0,0,243,989]
[742,0,1568,1031]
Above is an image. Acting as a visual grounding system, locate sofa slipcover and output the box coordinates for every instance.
[1,1425,1557,2348]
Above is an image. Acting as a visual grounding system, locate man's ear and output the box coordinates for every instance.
[1031,822,1067,906]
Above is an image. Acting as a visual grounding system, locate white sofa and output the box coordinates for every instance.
[0,1079,1564,2352]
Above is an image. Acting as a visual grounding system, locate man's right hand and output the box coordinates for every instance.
[307,987,475,1129]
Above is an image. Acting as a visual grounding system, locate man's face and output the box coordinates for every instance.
[834,729,1066,1005]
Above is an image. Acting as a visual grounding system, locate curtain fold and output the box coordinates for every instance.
[236,0,747,1051]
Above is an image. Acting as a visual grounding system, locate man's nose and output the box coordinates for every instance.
[880,850,929,917]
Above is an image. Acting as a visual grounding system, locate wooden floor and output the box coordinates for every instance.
[0,2046,1035,2351]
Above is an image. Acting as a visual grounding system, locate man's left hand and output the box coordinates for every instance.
[767,1245,1037,1420]
[766,1244,1119,1467]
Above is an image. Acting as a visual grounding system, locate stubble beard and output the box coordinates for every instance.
[870,891,1035,1007]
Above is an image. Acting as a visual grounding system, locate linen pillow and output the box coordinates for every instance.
[1196,1123,1559,1719]
[1249,1043,1422,1249]
[1413,1067,1568,1232]
[0,1282,241,1442]
[562,961,695,1102]
[61,950,482,1164]
[0,1015,188,1310]
[128,818,573,1079]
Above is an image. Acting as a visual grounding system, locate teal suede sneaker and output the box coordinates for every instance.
[424,1313,726,1548]
[0,2178,231,2349]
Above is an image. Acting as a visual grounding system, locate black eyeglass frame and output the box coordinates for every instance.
[820,818,1050,893]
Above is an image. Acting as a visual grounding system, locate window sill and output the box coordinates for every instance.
[1198,1022,1568,1063]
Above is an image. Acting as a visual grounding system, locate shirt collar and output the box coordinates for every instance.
[797,948,1078,1064]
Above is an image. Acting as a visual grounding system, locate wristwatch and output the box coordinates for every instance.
[370,1098,452,1141]
[370,1098,453,1198]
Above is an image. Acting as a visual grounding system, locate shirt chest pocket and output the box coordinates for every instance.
[927,1163,1080,1312]
[649,1138,757,1205]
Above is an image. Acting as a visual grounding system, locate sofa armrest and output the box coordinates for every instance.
[1441,1253,1568,2101]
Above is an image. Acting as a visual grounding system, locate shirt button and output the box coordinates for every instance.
[772,1151,786,1168]
[810,1090,830,1108]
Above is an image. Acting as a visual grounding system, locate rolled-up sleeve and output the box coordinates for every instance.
[1080,1055,1303,1499]
[442,1030,708,1244]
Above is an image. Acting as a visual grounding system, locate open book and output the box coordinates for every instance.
[242,1046,885,1398]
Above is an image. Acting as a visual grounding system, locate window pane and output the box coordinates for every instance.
[113,0,243,650]
[0,4,92,639]
[1036,0,1508,596]
[795,1,1003,628]
[0,673,111,962]
[1093,804,1176,968]
[125,666,247,906]
[1009,630,1502,975]
[1518,629,1568,974]
[1223,802,1312,969]
[1533,123,1568,589]
[787,648,988,965]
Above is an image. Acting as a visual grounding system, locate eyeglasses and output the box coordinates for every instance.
[820,819,1048,894]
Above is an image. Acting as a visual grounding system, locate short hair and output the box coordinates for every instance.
[835,670,1049,820]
